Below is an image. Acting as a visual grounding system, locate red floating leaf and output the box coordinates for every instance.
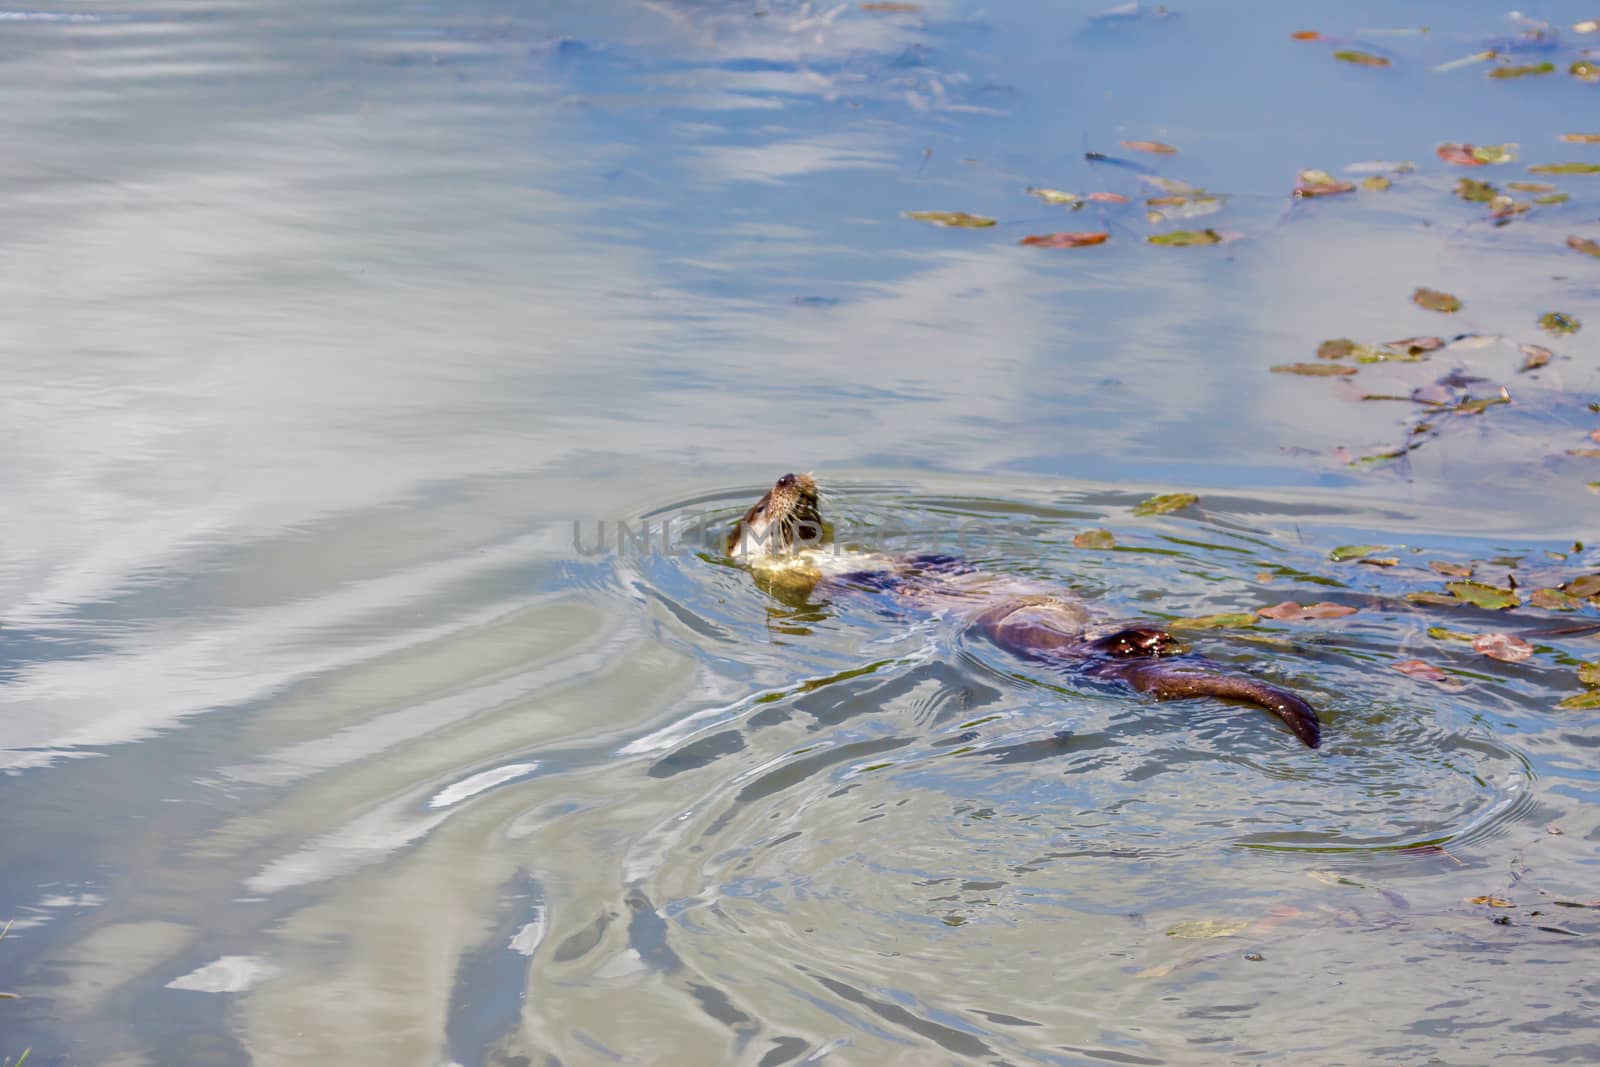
[1291,30,1322,41]
[1472,633,1534,663]
[1393,659,1466,690]
[1087,191,1130,203]
[1018,231,1110,248]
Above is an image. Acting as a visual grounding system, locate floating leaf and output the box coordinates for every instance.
[1427,626,1475,641]
[1387,335,1446,355]
[1491,194,1533,219]
[1291,30,1322,41]
[1167,919,1250,939]
[1456,177,1499,202]
[1169,613,1258,631]
[1489,62,1555,78]
[1272,362,1357,376]
[1361,175,1392,191]
[1413,287,1462,313]
[1294,169,1356,197]
[1473,633,1534,663]
[1133,491,1198,515]
[1446,580,1520,609]
[1528,162,1600,175]
[1140,176,1200,196]
[1558,690,1600,709]
[1121,140,1178,155]
[1430,561,1473,577]
[1535,192,1571,204]
[1538,311,1581,335]
[1519,344,1553,370]
[1317,338,1356,360]
[1073,529,1116,548]
[1334,49,1391,67]
[1331,544,1387,561]
[1019,231,1109,248]
[1258,601,1358,620]
[1345,160,1416,174]
[1454,390,1511,416]
[1088,191,1131,203]
[1568,236,1600,258]
[1573,61,1600,83]
[1567,448,1600,457]
[1578,662,1600,686]
[1561,133,1600,143]
[904,211,996,228]
[1393,659,1459,686]
[1530,587,1579,610]
[1145,194,1224,222]
[1407,591,1462,607]
[1438,143,1514,166]
[1567,574,1600,597]
[1468,896,1516,907]
[1147,229,1222,246]
[1436,50,1498,73]
[1027,187,1084,205]
[1359,556,1400,567]
[1508,180,1557,192]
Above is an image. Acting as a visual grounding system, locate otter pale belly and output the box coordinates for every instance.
[727,474,1322,749]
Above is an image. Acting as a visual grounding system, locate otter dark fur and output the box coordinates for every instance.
[728,473,1322,749]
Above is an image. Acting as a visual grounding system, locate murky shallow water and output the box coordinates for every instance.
[2,1,1599,1064]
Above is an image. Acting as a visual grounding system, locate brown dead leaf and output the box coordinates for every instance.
[1087,191,1130,203]
[1468,896,1516,907]
[1121,140,1179,155]
[1519,343,1553,370]
[1429,561,1474,577]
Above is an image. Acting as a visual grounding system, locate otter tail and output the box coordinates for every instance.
[1117,661,1322,749]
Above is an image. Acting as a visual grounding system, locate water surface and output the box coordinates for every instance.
[2,1,1598,1063]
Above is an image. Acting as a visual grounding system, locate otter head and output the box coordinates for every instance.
[1088,627,1181,658]
[726,473,823,557]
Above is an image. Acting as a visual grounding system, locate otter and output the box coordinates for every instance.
[726,473,1322,749]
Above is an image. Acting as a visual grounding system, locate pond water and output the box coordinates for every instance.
[2,0,1598,1063]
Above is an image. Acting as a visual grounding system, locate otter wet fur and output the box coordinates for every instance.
[726,473,1322,749]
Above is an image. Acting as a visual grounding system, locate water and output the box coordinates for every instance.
[2,0,1599,1063]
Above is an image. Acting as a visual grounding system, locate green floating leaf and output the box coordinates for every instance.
[1073,528,1116,548]
[1539,311,1581,335]
[1271,362,1357,376]
[1361,175,1392,191]
[1454,391,1511,415]
[1407,591,1462,607]
[1317,338,1356,359]
[1456,177,1499,202]
[1527,162,1600,175]
[1578,662,1600,686]
[1568,236,1600,258]
[1334,49,1391,68]
[1529,587,1579,610]
[1536,192,1572,205]
[904,210,997,228]
[1147,229,1223,246]
[1168,613,1258,631]
[1413,287,1463,313]
[1558,690,1600,710]
[1331,544,1387,561]
[1489,61,1555,78]
[1133,491,1199,516]
[1572,60,1600,83]
[1427,626,1475,641]
[1567,575,1600,597]
[1027,187,1085,206]
[1446,580,1521,610]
